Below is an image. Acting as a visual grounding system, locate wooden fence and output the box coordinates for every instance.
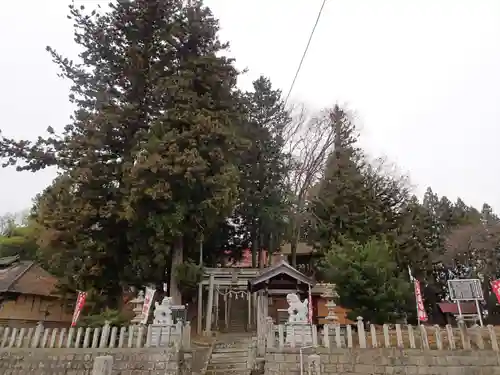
[0,321,191,350]
[262,317,500,351]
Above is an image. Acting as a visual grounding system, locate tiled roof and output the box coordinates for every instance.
[0,256,59,297]
[0,261,33,292]
[10,263,59,297]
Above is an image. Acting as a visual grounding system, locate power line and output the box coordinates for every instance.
[284,0,328,106]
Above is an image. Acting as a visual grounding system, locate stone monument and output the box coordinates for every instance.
[285,293,312,344]
[151,284,178,346]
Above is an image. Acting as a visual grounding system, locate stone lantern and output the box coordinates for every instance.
[321,286,338,323]
[130,290,145,325]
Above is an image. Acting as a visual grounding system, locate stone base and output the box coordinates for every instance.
[150,324,180,347]
[286,323,313,345]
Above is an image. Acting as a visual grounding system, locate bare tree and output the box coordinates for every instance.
[445,223,500,313]
[445,223,500,279]
[283,105,340,265]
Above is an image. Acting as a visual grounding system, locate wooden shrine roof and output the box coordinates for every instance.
[247,258,315,293]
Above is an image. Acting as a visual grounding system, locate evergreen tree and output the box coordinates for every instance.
[322,237,412,324]
[310,105,366,249]
[395,195,448,320]
[311,105,409,250]
[0,0,244,307]
[235,76,290,266]
[452,198,481,227]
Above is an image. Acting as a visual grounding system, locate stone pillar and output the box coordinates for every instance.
[204,274,215,335]
[307,354,321,375]
[197,283,203,335]
[458,316,471,349]
[92,356,113,375]
[256,293,261,337]
[214,287,219,330]
[247,291,252,330]
[224,292,229,329]
[263,294,269,320]
[31,321,43,348]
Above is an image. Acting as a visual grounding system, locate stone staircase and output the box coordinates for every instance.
[229,296,251,332]
[217,294,253,333]
[206,334,253,375]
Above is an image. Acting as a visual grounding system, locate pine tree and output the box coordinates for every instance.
[311,105,366,249]
[452,198,481,227]
[0,0,244,307]
[322,237,412,324]
[311,105,408,250]
[235,76,290,266]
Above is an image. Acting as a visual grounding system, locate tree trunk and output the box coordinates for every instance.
[170,236,183,305]
[268,233,274,267]
[258,232,264,269]
[251,228,258,268]
[291,222,300,267]
[291,241,297,267]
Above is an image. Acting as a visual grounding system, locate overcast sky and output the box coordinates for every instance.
[1,0,499,215]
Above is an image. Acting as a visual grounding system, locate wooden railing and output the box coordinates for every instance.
[262,317,500,351]
[0,321,191,350]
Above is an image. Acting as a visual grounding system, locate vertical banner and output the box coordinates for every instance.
[71,291,87,327]
[141,287,156,324]
[308,284,313,324]
[409,266,427,322]
[414,279,428,322]
[491,279,500,303]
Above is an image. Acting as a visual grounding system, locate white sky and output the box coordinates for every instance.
[0,0,499,215]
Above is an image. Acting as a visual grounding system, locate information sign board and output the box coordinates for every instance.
[448,279,483,301]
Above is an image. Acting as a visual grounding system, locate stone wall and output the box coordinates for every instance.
[0,347,190,375]
[265,348,500,375]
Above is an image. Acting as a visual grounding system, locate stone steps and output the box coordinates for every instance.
[206,335,252,375]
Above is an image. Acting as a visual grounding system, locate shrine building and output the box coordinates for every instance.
[196,251,353,335]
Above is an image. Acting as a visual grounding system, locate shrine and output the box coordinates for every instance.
[197,253,316,336]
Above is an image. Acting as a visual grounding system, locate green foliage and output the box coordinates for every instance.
[235,76,291,266]
[173,260,203,299]
[0,215,40,261]
[311,105,409,251]
[0,0,245,308]
[79,308,128,328]
[322,237,412,324]
[1,0,499,323]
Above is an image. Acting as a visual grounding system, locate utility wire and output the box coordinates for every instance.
[284,0,328,106]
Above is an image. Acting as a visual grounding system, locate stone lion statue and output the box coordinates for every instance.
[286,293,308,323]
[153,296,173,325]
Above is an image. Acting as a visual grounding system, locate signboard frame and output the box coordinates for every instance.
[447,278,484,326]
[447,279,484,301]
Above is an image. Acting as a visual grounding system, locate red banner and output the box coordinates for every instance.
[414,280,428,322]
[71,291,87,327]
[491,280,500,303]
